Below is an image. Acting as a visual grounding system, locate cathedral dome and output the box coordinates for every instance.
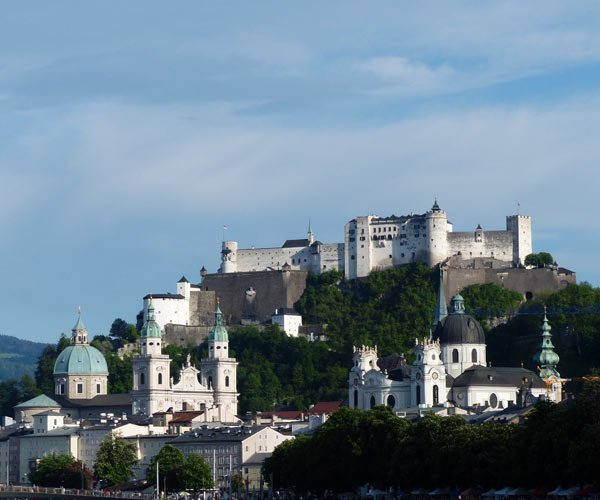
[434,294,485,345]
[53,344,109,376]
[53,312,109,376]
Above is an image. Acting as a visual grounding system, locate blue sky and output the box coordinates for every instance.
[2,2,600,343]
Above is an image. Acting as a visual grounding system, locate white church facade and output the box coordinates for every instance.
[218,201,532,280]
[131,299,238,421]
[349,294,561,413]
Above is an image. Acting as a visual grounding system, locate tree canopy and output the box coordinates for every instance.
[147,445,213,493]
[525,252,554,268]
[94,435,138,486]
[265,385,600,494]
[28,454,92,488]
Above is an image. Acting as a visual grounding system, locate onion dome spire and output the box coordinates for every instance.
[208,298,228,342]
[141,297,162,339]
[533,308,560,379]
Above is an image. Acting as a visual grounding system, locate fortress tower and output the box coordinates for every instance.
[506,214,532,266]
[425,200,450,266]
[220,241,238,273]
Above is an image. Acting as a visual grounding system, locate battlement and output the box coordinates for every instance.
[353,345,378,357]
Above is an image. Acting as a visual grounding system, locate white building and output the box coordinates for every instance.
[344,201,531,279]
[271,308,303,337]
[143,276,201,331]
[217,202,532,280]
[349,294,559,413]
[219,223,344,275]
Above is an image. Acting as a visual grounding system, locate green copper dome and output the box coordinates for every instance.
[208,304,228,342]
[141,299,162,339]
[54,311,108,375]
[53,344,109,375]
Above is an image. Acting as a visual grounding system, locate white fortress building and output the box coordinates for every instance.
[219,202,532,280]
[220,223,344,275]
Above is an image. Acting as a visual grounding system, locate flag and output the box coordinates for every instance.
[223,225,229,230]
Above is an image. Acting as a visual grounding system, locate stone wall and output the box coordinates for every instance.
[445,265,576,302]
[200,270,308,325]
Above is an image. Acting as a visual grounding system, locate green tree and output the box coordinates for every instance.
[94,435,138,486]
[147,445,185,492]
[525,252,554,268]
[182,454,213,493]
[35,335,70,394]
[109,318,139,344]
[28,454,92,488]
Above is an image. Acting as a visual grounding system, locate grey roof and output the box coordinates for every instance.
[178,276,189,283]
[282,239,309,248]
[170,425,270,444]
[143,293,185,300]
[434,314,486,345]
[452,366,546,389]
[14,394,62,409]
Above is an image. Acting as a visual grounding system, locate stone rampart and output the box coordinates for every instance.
[200,270,308,324]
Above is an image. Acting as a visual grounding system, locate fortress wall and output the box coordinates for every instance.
[188,289,217,327]
[445,267,575,304]
[236,247,311,272]
[447,231,513,262]
[200,270,308,324]
[165,324,211,347]
[315,243,345,272]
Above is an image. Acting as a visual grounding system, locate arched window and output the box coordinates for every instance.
[452,349,459,363]
[416,385,421,405]
[158,373,163,385]
[370,395,376,408]
[433,385,439,405]
[140,373,145,385]
[471,348,478,363]
[208,376,213,390]
[490,393,498,409]
[387,394,396,408]
[353,390,358,408]
[225,376,230,387]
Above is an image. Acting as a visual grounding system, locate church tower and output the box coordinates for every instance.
[411,338,446,407]
[201,302,238,417]
[533,310,562,402]
[131,298,172,416]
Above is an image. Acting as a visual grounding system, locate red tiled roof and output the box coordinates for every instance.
[170,411,205,424]
[308,401,343,415]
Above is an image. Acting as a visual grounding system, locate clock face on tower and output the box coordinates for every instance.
[415,371,421,381]
[432,372,439,380]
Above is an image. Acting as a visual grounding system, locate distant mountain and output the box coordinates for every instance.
[0,335,49,380]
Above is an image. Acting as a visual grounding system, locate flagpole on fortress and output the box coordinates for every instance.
[222,224,228,242]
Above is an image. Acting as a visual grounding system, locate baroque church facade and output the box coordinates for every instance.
[14,301,240,425]
[349,293,562,413]
[131,299,238,420]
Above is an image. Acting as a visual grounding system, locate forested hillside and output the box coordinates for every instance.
[0,335,48,380]
[4,266,600,417]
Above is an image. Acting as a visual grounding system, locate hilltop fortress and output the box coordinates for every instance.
[145,202,574,333]
[220,201,532,278]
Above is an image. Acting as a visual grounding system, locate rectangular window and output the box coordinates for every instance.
[77,383,83,394]
[96,383,101,394]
